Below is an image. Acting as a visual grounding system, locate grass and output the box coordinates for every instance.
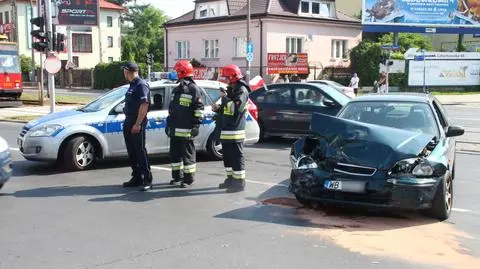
[0,115,39,122]
[20,92,94,104]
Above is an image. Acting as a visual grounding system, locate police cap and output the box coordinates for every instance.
[122,62,139,72]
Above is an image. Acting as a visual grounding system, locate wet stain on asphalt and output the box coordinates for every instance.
[260,197,480,269]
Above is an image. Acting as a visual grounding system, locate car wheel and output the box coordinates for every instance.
[0,183,3,190]
[63,136,96,171]
[427,175,453,221]
[258,120,267,143]
[206,134,223,161]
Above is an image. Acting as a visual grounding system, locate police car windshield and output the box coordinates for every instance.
[79,86,128,112]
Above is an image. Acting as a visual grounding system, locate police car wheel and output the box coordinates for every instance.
[206,135,223,161]
[0,183,3,190]
[64,136,96,171]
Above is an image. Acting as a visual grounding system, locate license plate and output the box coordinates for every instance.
[324,180,342,190]
[3,164,12,173]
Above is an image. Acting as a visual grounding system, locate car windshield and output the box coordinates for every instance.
[204,87,222,102]
[320,85,350,106]
[326,81,346,89]
[0,51,20,73]
[339,101,439,137]
[79,86,128,112]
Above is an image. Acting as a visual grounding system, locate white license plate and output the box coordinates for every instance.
[3,164,12,173]
[324,180,342,190]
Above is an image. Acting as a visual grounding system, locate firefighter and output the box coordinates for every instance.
[121,62,153,191]
[213,64,250,193]
[165,60,204,188]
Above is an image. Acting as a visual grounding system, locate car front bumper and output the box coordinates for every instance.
[290,168,441,210]
[17,134,61,162]
[0,150,13,185]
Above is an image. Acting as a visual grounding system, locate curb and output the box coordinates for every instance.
[0,119,29,124]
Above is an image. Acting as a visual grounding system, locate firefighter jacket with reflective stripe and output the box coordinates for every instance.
[218,80,250,142]
[167,78,205,139]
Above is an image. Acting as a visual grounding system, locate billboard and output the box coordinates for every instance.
[362,0,480,28]
[267,53,308,74]
[54,0,100,26]
[408,60,480,86]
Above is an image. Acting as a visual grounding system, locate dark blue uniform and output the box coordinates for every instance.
[123,77,152,185]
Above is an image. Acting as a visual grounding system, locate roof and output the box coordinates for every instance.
[0,0,126,11]
[352,93,433,103]
[165,0,360,26]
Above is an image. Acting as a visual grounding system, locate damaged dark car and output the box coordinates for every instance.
[289,93,464,220]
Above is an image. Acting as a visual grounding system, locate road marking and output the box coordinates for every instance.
[9,147,19,151]
[151,166,171,171]
[452,208,472,213]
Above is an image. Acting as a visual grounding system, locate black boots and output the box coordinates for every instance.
[122,172,142,187]
[139,172,153,192]
[218,177,233,189]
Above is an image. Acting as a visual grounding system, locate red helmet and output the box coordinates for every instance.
[174,60,194,79]
[221,64,243,83]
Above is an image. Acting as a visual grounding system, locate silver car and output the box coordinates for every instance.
[0,136,13,190]
[17,80,260,171]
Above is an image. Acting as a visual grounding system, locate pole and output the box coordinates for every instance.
[67,26,72,88]
[148,64,151,82]
[37,0,45,98]
[422,49,426,93]
[246,0,251,82]
[45,0,55,113]
[30,0,36,81]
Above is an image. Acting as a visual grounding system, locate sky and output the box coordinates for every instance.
[137,0,196,19]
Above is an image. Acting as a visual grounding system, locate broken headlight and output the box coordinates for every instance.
[294,156,318,170]
[389,158,433,177]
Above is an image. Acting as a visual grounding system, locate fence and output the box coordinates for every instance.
[22,68,94,89]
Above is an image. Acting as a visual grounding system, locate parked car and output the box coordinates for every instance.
[17,80,260,171]
[0,136,13,190]
[289,93,464,220]
[249,82,351,141]
[309,80,356,98]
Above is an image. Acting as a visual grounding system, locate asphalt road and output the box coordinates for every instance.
[1,121,480,269]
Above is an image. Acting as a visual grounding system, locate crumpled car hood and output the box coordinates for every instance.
[309,113,435,170]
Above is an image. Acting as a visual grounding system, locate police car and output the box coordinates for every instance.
[17,75,260,171]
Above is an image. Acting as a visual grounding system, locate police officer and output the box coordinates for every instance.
[121,62,153,191]
[165,60,204,188]
[213,64,250,193]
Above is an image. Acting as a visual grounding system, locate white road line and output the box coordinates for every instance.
[452,208,472,213]
[150,166,171,171]
[9,147,19,151]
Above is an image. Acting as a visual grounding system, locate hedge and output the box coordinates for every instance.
[93,61,163,90]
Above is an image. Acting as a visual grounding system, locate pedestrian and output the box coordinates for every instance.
[165,60,205,188]
[121,62,153,191]
[349,73,360,95]
[213,64,250,193]
[377,71,388,93]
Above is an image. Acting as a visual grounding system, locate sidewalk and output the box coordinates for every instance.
[0,105,79,122]
[435,94,480,105]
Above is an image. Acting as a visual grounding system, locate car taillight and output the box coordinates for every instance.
[247,99,258,121]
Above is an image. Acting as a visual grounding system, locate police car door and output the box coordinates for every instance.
[145,86,169,153]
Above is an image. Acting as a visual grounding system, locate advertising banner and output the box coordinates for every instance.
[55,0,99,26]
[267,53,309,74]
[408,60,480,86]
[362,0,480,28]
[192,67,223,80]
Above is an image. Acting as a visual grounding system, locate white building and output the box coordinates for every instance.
[0,0,125,69]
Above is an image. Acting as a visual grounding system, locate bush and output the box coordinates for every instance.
[20,55,33,73]
[93,61,161,89]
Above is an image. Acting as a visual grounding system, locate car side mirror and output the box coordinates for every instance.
[446,125,464,137]
[114,103,125,114]
[323,98,336,107]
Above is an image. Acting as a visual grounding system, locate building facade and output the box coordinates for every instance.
[0,0,125,69]
[164,0,362,81]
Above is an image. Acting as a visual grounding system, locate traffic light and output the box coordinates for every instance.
[55,33,65,52]
[30,16,48,52]
[146,53,154,65]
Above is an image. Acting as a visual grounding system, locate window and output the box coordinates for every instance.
[198,4,218,18]
[4,11,9,24]
[73,56,79,67]
[0,13,3,25]
[149,87,166,111]
[107,16,113,27]
[204,39,219,58]
[175,41,190,59]
[107,36,113,47]
[432,100,448,128]
[72,33,92,53]
[108,57,114,63]
[286,37,302,53]
[300,0,333,17]
[259,87,292,104]
[295,88,327,107]
[331,40,348,59]
[234,37,246,57]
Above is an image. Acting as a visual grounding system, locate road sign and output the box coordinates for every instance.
[247,42,254,54]
[246,52,254,62]
[381,45,400,50]
[44,55,61,74]
[414,55,425,61]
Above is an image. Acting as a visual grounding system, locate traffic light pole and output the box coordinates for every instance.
[45,0,55,113]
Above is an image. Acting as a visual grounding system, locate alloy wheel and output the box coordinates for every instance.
[445,177,453,212]
[75,141,94,167]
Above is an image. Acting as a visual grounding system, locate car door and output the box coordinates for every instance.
[432,99,455,168]
[291,85,343,133]
[252,85,296,135]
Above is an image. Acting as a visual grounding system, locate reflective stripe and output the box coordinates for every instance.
[232,170,246,179]
[225,167,233,176]
[175,128,192,138]
[220,130,246,140]
[184,164,196,174]
[223,101,235,116]
[176,128,192,132]
[180,94,192,99]
[171,162,184,171]
[194,110,204,118]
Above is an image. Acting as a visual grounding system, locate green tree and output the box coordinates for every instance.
[349,40,382,86]
[121,4,168,69]
[20,55,33,73]
[379,33,433,53]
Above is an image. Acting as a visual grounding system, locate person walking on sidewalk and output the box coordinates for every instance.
[165,60,205,188]
[349,73,360,95]
[121,62,153,191]
[213,64,250,193]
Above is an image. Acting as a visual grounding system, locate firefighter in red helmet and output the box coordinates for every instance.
[165,60,205,188]
[213,64,251,192]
